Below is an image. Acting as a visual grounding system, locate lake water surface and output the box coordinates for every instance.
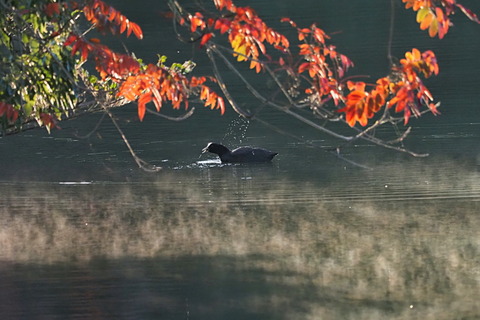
[1,0,480,319]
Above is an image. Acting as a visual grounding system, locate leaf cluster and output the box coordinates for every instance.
[0,0,225,135]
[403,0,480,39]
[0,0,80,133]
[177,0,440,129]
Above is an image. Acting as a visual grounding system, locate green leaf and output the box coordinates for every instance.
[23,98,35,116]
[157,54,167,66]
[88,75,98,84]
[1,30,11,48]
[416,7,430,23]
[22,33,29,45]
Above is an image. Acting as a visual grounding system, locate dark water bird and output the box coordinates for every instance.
[202,142,278,163]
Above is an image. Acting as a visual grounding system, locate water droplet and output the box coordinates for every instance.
[223,116,250,145]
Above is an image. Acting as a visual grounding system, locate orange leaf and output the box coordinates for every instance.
[435,7,444,22]
[346,90,366,105]
[428,18,438,37]
[83,6,93,21]
[217,97,225,115]
[438,21,449,39]
[420,12,434,31]
[200,86,208,101]
[313,28,325,43]
[281,17,296,28]
[137,92,152,121]
[298,62,310,74]
[120,19,127,34]
[428,102,440,115]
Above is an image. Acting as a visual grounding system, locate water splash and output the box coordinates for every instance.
[222,116,250,146]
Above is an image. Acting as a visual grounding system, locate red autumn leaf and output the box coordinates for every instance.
[64,34,78,46]
[70,39,81,56]
[340,54,354,70]
[190,76,207,87]
[298,62,310,74]
[130,22,143,39]
[214,18,231,34]
[213,0,235,11]
[39,113,57,129]
[200,33,213,47]
[82,0,143,39]
[80,45,89,61]
[300,28,310,35]
[0,102,18,123]
[44,3,60,17]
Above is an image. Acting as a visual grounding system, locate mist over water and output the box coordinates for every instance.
[1,0,480,318]
[1,159,479,319]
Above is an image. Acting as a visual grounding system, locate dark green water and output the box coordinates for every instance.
[1,1,480,319]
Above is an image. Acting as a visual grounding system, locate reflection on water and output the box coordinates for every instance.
[1,163,479,319]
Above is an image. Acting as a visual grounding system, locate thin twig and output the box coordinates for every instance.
[146,107,195,121]
[206,47,252,118]
[74,111,106,139]
[209,45,359,141]
[103,108,161,172]
[387,0,396,66]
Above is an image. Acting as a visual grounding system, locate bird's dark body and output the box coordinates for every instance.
[202,143,278,163]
